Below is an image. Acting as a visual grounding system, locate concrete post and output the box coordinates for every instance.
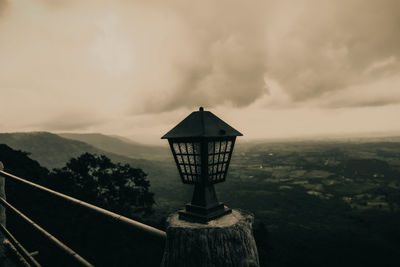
[161,209,259,267]
[0,161,6,258]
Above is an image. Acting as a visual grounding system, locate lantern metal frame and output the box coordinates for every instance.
[167,136,236,185]
[162,107,242,223]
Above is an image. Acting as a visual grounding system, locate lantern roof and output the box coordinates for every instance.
[161,107,243,139]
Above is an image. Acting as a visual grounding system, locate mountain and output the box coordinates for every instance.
[0,132,101,169]
[58,133,170,161]
[0,132,189,214]
[0,132,165,169]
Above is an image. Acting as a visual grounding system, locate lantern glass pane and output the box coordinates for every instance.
[189,155,195,164]
[222,163,227,172]
[206,139,234,183]
[208,155,213,164]
[179,143,187,154]
[180,165,186,173]
[207,142,213,155]
[220,141,227,153]
[213,152,218,165]
[226,141,232,152]
[177,155,183,164]
[193,143,200,154]
[187,143,193,154]
[172,141,201,184]
[213,165,217,174]
[208,165,213,174]
[225,152,230,162]
[173,143,180,153]
[195,155,201,164]
[215,142,220,153]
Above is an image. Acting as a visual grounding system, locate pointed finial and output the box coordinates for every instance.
[199,107,204,111]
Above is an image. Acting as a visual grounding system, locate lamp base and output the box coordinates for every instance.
[178,203,232,224]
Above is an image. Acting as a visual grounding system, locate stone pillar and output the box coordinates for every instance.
[161,209,259,267]
[0,161,6,258]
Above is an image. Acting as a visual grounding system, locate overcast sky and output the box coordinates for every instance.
[1,0,400,144]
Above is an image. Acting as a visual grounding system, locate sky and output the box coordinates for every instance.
[0,0,400,144]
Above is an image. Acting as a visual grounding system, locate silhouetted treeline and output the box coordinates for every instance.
[0,144,163,266]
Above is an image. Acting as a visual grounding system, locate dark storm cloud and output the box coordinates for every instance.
[139,0,400,112]
[133,0,271,113]
[142,35,267,113]
[264,0,400,107]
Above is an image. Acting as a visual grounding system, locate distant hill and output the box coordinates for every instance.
[0,132,189,214]
[0,132,164,169]
[0,132,101,169]
[58,133,170,161]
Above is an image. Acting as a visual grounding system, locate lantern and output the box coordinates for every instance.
[162,107,242,223]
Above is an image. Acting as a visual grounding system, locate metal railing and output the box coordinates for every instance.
[0,196,93,267]
[0,224,41,267]
[0,169,166,266]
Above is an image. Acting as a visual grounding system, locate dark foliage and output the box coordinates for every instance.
[0,145,162,267]
[49,153,154,216]
[0,144,49,181]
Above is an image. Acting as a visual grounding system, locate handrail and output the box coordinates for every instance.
[0,224,42,267]
[0,170,166,240]
[0,197,94,267]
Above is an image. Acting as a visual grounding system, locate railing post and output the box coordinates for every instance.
[161,209,259,267]
[0,161,6,257]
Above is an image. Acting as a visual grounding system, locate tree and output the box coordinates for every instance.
[49,153,155,216]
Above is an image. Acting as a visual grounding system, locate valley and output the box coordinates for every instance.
[0,132,399,266]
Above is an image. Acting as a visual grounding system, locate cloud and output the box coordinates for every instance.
[316,74,400,109]
[140,34,267,113]
[264,0,400,106]
[134,0,400,111]
[260,72,400,110]
[0,0,400,136]
[0,0,7,13]
[0,0,271,115]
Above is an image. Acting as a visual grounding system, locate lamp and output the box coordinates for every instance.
[162,107,242,223]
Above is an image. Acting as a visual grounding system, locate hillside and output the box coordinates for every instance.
[0,132,189,214]
[59,133,170,162]
[0,132,162,169]
[0,132,99,168]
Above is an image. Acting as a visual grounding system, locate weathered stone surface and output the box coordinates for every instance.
[161,209,259,267]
